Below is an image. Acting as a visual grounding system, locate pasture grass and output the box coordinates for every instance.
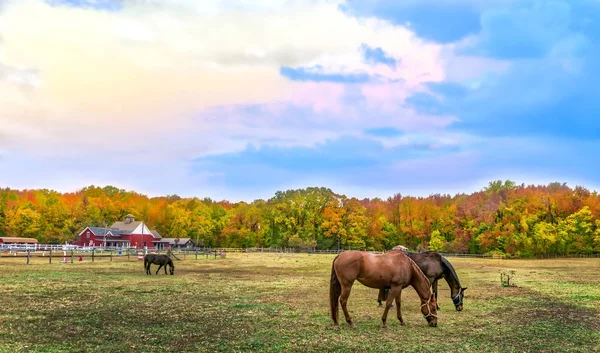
[0,253,598,352]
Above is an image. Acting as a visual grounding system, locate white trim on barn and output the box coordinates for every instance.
[78,227,93,237]
[131,223,155,236]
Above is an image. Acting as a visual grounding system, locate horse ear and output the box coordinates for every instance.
[462,287,468,291]
[430,293,435,301]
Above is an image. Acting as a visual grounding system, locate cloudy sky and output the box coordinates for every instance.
[1,0,599,201]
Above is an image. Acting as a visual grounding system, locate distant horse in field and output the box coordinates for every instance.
[330,250,438,328]
[378,251,467,311]
[144,254,175,275]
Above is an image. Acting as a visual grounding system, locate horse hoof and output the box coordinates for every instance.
[381,324,388,329]
[400,322,406,326]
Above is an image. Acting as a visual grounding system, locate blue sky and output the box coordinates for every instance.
[0,0,599,200]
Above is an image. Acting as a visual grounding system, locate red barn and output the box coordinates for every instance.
[72,214,162,248]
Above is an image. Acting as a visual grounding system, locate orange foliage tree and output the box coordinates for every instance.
[0,180,599,256]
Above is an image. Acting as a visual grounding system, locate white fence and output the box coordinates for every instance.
[2,244,599,261]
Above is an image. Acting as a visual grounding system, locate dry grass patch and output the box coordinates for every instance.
[0,254,598,352]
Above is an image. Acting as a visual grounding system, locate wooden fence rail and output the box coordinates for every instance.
[1,247,599,264]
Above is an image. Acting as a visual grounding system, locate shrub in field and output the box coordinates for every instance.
[500,270,517,287]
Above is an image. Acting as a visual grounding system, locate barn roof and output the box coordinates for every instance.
[78,219,161,240]
[81,227,125,237]
[87,227,117,235]
[0,237,38,244]
[157,238,194,245]
[109,220,143,233]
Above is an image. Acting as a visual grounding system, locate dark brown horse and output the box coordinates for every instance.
[378,251,467,311]
[144,254,175,275]
[330,250,438,328]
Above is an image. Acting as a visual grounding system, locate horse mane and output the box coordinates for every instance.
[404,254,431,290]
[440,255,461,287]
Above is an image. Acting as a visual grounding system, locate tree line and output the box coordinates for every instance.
[1,180,599,256]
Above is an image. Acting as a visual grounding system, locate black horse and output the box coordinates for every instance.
[378,251,467,311]
[144,254,175,275]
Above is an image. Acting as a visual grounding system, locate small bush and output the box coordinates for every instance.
[500,270,517,287]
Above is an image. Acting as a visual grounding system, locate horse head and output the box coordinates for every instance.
[169,262,175,275]
[453,287,467,311]
[421,293,438,327]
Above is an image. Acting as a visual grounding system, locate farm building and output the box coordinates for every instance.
[0,237,39,245]
[154,237,196,249]
[72,214,162,248]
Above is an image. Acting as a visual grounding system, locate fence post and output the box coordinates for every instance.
[195,250,198,260]
[184,251,186,260]
[92,249,94,263]
[49,249,52,264]
[70,250,74,263]
[27,250,30,265]
[128,250,130,261]
[110,250,113,262]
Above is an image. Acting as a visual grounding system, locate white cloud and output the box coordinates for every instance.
[0,0,447,149]
[0,0,458,195]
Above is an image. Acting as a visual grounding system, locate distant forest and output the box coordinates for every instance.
[1,180,599,256]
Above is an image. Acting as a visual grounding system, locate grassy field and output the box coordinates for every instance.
[0,253,598,353]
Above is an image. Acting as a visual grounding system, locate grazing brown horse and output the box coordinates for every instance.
[144,254,175,275]
[330,250,438,328]
[377,251,467,311]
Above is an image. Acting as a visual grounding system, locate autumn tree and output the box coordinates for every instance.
[0,181,599,256]
[428,230,446,252]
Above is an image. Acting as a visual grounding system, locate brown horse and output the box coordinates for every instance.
[377,251,467,311]
[330,250,438,328]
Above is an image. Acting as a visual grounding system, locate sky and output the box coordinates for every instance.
[1,0,599,201]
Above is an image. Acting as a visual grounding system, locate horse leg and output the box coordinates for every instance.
[377,288,385,307]
[156,264,164,275]
[339,282,356,328]
[395,290,405,325]
[381,286,402,328]
[432,279,440,310]
[378,288,394,308]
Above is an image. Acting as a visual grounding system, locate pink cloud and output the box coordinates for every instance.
[281,81,346,114]
[361,81,410,112]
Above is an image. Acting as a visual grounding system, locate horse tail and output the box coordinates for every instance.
[329,255,341,325]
